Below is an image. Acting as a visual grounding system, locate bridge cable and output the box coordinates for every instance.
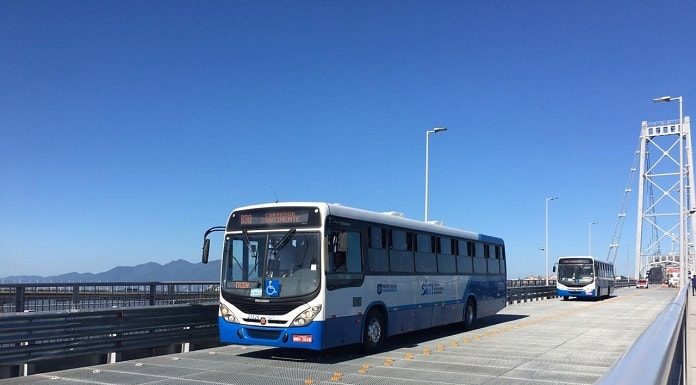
[606,140,641,265]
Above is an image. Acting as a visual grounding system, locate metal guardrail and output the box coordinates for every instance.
[507,279,556,287]
[507,285,556,303]
[0,303,218,366]
[0,282,218,313]
[1,281,555,313]
[595,285,687,385]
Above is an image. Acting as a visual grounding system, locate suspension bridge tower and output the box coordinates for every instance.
[634,99,694,286]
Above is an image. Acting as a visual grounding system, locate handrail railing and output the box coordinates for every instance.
[595,285,687,385]
[0,281,218,313]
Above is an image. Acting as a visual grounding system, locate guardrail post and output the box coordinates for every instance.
[149,284,156,306]
[14,286,24,313]
[107,351,121,364]
[20,342,34,376]
[72,285,80,310]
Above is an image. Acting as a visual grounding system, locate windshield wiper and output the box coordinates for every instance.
[272,228,296,255]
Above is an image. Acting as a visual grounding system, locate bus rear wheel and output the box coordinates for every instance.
[463,299,477,330]
[362,309,385,354]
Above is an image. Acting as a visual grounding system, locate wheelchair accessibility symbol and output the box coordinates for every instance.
[265,279,281,297]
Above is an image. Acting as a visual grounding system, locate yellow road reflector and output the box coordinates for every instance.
[330,372,343,381]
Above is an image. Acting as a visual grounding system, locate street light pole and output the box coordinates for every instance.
[589,221,598,256]
[545,197,558,285]
[424,127,447,222]
[654,96,685,285]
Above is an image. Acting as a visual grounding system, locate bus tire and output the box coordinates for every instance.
[463,299,477,331]
[562,296,569,301]
[362,309,385,354]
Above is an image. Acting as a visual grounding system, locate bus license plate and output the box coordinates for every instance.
[292,335,312,343]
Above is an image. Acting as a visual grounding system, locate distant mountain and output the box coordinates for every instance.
[1,259,222,283]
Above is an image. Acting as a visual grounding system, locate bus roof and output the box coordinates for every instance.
[231,202,504,244]
[558,256,614,265]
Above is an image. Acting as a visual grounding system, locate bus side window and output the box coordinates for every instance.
[437,237,456,274]
[473,242,486,274]
[389,229,414,273]
[486,244,500,274]
[457,240,473,274]
[415,233,436,273]
[331,231,363,274]
[498,246,506,275]
[367,226,388,272]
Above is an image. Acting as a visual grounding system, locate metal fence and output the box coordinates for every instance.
[0,282,218,313]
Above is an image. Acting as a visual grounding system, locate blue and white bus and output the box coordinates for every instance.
[201,202,507,352]
[555,256,615,300]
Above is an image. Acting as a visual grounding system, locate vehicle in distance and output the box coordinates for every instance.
[201,202,507,352]
[554,256,615,300]
[636,279,649,289]
[668,273,679,287]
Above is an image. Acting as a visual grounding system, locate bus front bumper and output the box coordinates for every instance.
[218,317,324,350]
[557,288,596,298]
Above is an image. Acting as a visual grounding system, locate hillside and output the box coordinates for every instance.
[1,259,221,283]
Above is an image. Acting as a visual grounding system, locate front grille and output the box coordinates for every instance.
[243,318,287,324]
[246,328,282,340]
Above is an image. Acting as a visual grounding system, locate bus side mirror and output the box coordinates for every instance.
[202,238,210,264]
[552,264,556,273]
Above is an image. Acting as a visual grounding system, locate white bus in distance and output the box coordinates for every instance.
[554,256,615,300]
[201,202,507,352]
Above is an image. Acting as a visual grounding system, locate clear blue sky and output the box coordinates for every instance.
[1,1,695,279]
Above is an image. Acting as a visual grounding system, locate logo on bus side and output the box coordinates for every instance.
[421,282,443,296]
[377,283,397,295]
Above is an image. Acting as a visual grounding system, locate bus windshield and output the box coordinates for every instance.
[557,263,594,286]
[221,231,321,298]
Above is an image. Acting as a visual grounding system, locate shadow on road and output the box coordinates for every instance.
[239,313,528,364]
[561,295,617,302]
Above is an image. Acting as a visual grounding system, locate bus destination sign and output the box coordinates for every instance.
[228,207,321,230]
[240,211,309,226]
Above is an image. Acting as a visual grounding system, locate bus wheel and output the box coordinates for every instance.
[562,296,569,301]
[463,299,477,330]
[362,309,385,354]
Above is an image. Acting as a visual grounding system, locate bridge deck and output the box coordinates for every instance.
[5,287,677,385]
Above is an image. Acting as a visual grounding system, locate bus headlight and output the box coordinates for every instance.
[220,304,238,323]
[291,305,322,327]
